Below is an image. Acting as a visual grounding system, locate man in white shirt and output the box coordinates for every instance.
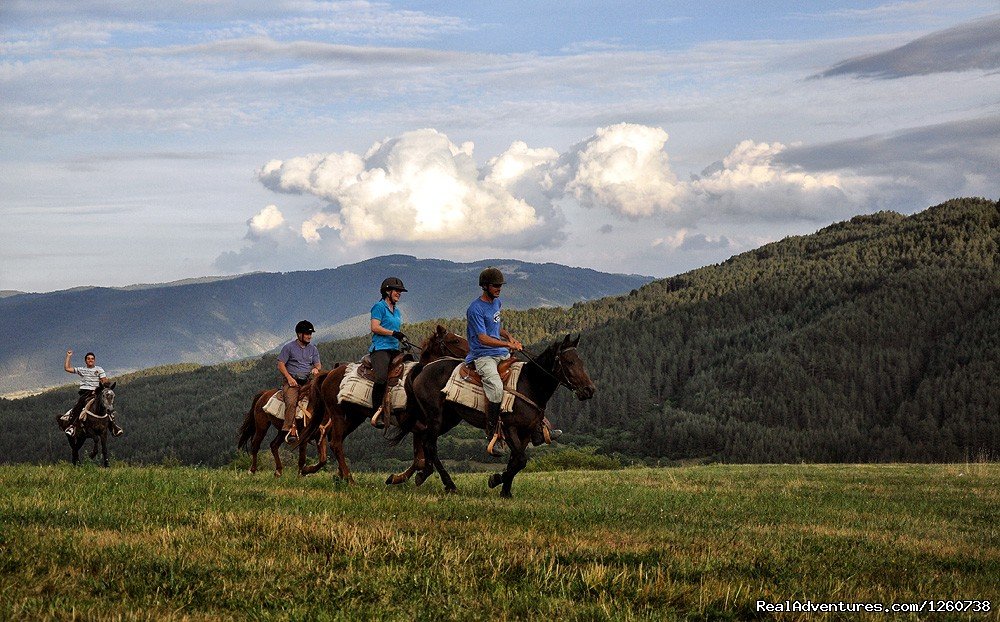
[63,350,121,437]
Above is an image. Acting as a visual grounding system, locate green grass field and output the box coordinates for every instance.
[0,462,996,621]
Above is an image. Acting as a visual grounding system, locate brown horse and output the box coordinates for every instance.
[300,325,468,484]
[236,376,330,477]
[56,382,118,467]
[395,335,595,497]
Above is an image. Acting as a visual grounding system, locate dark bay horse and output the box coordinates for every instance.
[56,382,117,467]
[300,325,468,484]
[396,335,595,497]
[236,381,326,477]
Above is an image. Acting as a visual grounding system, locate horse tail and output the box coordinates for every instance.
[237,390,266,450]
[302,371,331,441]
[385,362,424,447]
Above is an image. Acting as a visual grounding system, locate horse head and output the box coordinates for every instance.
[420,324,468,363]
[97,381,117,416]
[552,334,596,401]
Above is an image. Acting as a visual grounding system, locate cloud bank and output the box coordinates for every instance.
[242,124,876,264]
[817,14,1000,78]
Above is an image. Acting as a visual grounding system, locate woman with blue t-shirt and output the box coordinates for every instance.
[369,277,408,428]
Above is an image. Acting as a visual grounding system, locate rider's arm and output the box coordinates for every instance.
[370,318,395,337]
[310,348,321,376]
[277,360,297,386]
[477,332,522,351]
[64,350,75,373]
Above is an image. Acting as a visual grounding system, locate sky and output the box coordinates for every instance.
[2,1,999,293]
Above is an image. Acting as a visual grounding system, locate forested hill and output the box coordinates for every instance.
[0,256,651,394]
[535,197,1000,463]
[2,198,998,466]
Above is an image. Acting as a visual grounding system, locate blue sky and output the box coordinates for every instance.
[2,1,999,292]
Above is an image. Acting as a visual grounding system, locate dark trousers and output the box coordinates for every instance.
[69,390,93,423]
[370,349,399,409]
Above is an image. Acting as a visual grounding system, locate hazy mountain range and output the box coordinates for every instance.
[0,256,652,394]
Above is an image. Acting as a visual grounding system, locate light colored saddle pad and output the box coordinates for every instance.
[338,362,418,410]
[442,362,523,413]
[263,391,311,423]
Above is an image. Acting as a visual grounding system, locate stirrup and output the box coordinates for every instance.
[65,426,76,437]
[284,429,298,444]
[370,407,385,429]
[486,434,506,456]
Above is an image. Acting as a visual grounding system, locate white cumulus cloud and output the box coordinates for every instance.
[685,139,869,220]
[554,123,682,218]
[247,204,285,238]
[258,129,547,245]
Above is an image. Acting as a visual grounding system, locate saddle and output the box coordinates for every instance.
[457,357,519,387]
[60,396,104,423]
[442,360,524,414]
[339,360,419,411]
[357,352,414,386]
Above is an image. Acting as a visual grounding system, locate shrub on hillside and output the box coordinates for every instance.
[526,447,622,472]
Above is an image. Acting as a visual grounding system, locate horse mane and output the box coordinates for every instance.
[301,370,333,441]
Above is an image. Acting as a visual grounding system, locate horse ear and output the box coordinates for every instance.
[109,381,117,390]
[562,334,571,346]
[572,334,580,347]
[436,324,447,336]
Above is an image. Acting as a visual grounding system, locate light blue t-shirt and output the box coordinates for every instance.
[465,297,509,361]
[278,340,320,378]
[370,299,403,352]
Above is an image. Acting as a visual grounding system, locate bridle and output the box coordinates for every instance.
[421,331,467,360]
[518,346,586,394]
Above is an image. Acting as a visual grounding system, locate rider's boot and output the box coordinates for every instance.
[485,401,507,456]
[65,412,80,437]
[369,382,387,428]
[110,414,124,437]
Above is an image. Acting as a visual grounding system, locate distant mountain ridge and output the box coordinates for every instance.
[0,256,652,394]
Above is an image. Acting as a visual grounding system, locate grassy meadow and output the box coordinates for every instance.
[0,462,996,621]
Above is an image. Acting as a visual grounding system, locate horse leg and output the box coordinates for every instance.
[248,426,268,474]
[386,432,425,486]
[414,431,436,487]
[300,416,332,475]
[490,428,528,498]
[269,432,284,477]
[71,437,81,466]
[300,430,328,475]
[426,434,457,493]
[324,417,353,485]
[89,435,99,460]
[100,432,109,468]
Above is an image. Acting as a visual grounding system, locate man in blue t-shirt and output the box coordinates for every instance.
[466,267,522,452]
[278,320,322,443]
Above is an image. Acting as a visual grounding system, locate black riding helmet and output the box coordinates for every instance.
[479,267,505,288]
[380,277,407,298]
[295,320,315,334]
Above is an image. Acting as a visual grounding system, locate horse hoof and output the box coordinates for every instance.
[386,474,405,486]
[488,473,503,489]
[273,471,282,478]
[445,487,458,494]
[415,473,428,487]
[500,490,512,499]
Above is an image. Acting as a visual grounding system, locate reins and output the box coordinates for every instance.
[515,346,580,393]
